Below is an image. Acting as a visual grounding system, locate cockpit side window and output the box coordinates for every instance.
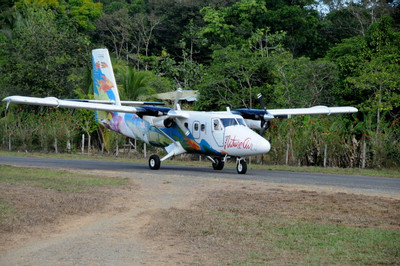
[213,119,222,131]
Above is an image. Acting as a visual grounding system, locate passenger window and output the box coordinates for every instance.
[194,123,199,131]
[201,124,205,131]
[184,122,188,128]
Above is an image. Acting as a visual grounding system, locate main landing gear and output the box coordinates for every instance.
[149,155,161,170]
[212,157,225,170]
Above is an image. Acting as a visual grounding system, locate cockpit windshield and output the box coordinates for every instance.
[220,118,247,127]
[237,118,246,126]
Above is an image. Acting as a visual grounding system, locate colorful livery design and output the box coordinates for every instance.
[3,49,358,174]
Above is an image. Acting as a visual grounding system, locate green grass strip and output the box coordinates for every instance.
[233,219,400,265]
[0,165,128,193]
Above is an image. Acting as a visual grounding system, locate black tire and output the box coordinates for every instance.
[236,160,247,174]
[212,157,224,170]
[149,155,161,170]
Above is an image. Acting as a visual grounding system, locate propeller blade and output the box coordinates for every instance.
[257,93,274,135]
[174,87,182,110]
[257,93,266,111]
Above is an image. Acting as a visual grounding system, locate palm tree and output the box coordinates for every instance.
[119,66,155,101]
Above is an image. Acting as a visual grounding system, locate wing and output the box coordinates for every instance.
[268,106,358,118]
[234,106,357,119]
[2,95,188,122]
[233,105,358,131]
[3,96,143,113]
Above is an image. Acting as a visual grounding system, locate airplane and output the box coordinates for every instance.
[2,48,358,174]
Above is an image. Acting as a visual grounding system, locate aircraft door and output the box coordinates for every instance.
[212,118,224,147]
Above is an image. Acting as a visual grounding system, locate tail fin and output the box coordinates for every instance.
[92,49,121,122]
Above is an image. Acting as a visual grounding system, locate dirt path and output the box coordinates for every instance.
[0,170,225,265]
[0,169,398,265]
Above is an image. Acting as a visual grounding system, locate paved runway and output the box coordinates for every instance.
[1,155,399,196]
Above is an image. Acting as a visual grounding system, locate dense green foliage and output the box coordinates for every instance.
[0,0,399,168]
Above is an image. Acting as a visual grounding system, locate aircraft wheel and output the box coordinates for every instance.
[149,155,161,170]
[212,157,224,170]
[236,159,247,174]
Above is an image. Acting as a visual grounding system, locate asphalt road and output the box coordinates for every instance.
[1,155,399,196]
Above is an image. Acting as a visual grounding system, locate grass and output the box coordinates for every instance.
[0,201,16,222]
[274,221,399,264]
[1,150,399,178]
[0,165,131,232]
[227,217,400,264]
[145,189,400,265]
[0,165,128,192]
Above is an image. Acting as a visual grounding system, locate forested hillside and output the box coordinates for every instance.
[0,0,399,168]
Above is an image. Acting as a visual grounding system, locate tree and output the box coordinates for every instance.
[327,15,400,168]
[149,0,210,59]
[1,6,91,98]
[200,0,269,49]
[327,15,400,110]
[14,0,102,31]
[94,9,134,60]
[271,53,338,108]
[133,12,161,65]
[195,45,273,110]
[119,67,156,101]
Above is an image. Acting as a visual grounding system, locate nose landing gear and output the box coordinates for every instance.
[236,158,247,174]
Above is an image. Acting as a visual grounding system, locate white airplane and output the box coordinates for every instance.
[2,49,358,174]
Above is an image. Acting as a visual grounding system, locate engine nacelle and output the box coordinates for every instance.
[244,119,262,130]
[143,115,174,128]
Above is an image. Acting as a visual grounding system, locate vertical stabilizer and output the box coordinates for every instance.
[92,48,121,123]
[92,49,121,105]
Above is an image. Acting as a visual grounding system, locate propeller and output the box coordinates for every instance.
[174,87,182,110]
[257,93,274,135]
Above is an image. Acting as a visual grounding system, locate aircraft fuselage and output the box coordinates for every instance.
[103,110,271,158]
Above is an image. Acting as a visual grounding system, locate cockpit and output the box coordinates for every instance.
[214,118,246,129]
